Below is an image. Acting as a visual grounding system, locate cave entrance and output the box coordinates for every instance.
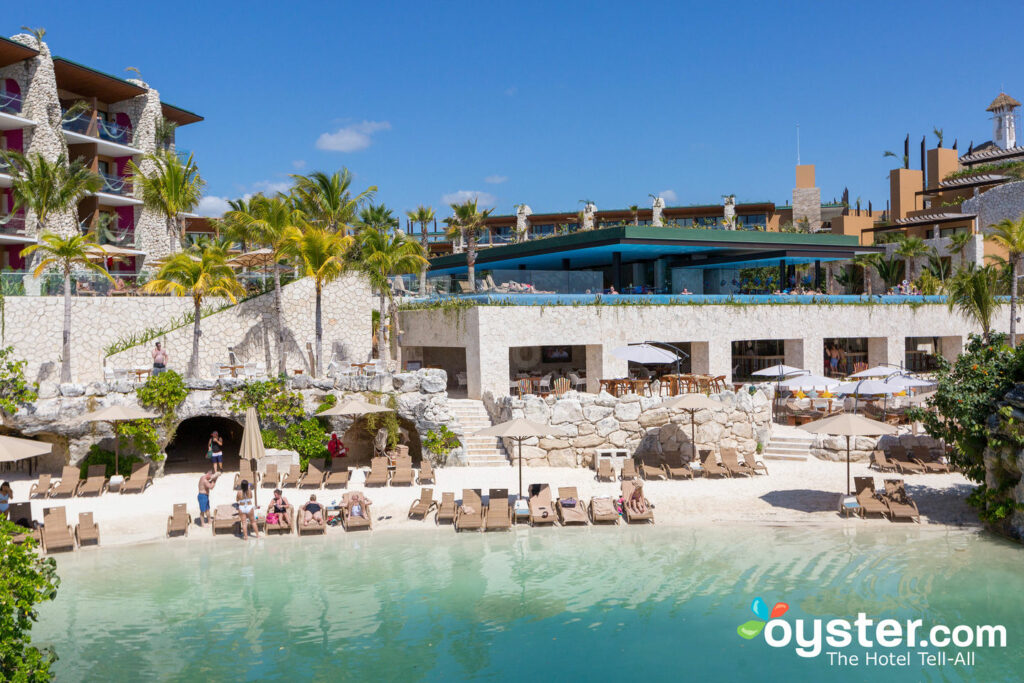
[164,416,244,474]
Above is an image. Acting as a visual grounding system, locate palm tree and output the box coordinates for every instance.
[356,227,427,363]
[224,195,304,376]
[895,235,929,281]
[142,247,243,377]
[946,265,1004,341]
[128,150,204,251]
[986,216,1024,346]
[219,196,260,252]
[358,203,399,232]
[852,253,876,295]
[629,205,640,226]
[947,231,973,264]
[446,199,493,292]
[872,254,904,292]
[933,127,944,148]
[925,247,952,282]
[1,151,102,235]
[290,169,375,234]
[406,205,435,293]
[282,226,352,376]
[20,233,112,382]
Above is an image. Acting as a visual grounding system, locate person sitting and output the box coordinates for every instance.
[269,489,291,528]
[608,285,618,295]
[627,482,648,515]
[347,492,372,519]
[302,494,324,527]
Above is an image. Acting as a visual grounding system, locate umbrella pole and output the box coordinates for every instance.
[518,438,523,499]
[690,409,696,460]
[846,435,851,496]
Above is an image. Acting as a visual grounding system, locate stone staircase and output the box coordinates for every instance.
[762,425,814,461]
[448,398,510,466]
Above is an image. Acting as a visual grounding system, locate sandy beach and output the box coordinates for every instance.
[2,458,980,549]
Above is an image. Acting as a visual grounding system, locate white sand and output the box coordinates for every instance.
[3,459,979,548]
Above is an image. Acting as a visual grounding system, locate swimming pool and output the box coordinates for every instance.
[413,293,957,306]
[34,526,1020,681]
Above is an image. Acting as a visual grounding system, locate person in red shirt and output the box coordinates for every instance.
[327,432,347,460]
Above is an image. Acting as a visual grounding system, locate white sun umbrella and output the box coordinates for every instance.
[847,365,901,379]
[611,343,681,365]
[751,364,804,379]
[837,380,902,395]
[887,375,935,388]
[778,374,840,391]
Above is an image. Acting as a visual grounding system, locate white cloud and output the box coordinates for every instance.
[484,175,507,184]
[659,189,678,202]
[441,190,497,207]
[315,120,391,152]
[197,196,231,217]
[250,180,292,195]
[292,160,306,169]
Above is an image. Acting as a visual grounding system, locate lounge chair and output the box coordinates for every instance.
[120,462,153,494]
[409,488,436,519]
[49,466,81,498]
[912,446,950,473]
[341,492,372,531]
[589,496,619,524]
[262,463,281,488]
[454,489,484,532]
[528,484,557,526]
[882,479,920,523]
[887,446,924,474]
[365,457,389,486]
[870,450,898,473]
[620,481,654,524]
[701,450,730,478]
[555,487,588,525]
[76,464,109,496]
[620,459,639,481]
[595,459,615,481]
[720,448,754,477]
[743,452,769,476]
[324,460,351,488]
[640,457,668,481]
[7,503,40,545]
[435,491,456,525]
[297,501,327,534]
[281,464,302,487]
[484,489,512,531]
[663,452,696,480]
[299,459,326,488]
[391,456,415,486]
[41,506,76,553]
[75,512,100,546]
[263,504,293,534]
[853,477,889,519]
[234,459,260,489]
[30,474,53,498]
[417,459,436,485]
[212,505,239,535]
[167,503,192,537]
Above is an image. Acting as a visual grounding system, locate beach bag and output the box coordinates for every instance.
[205,446,213,460]
[265,512,279,525]
[561,498,577,508]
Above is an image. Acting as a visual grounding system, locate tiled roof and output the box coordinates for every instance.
[987,92,1021,111]
[892,212,974,226]
[958,145,1024,164]
[937,174,1009,188]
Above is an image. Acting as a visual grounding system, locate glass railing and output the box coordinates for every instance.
[0,91,22,115]
[99,172,132,196]
[61,110,92,135]
[60,110,135,146]
[0,214,26,235]
[97,118,132,145]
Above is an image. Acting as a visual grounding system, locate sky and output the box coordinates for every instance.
[15,0,1024,220]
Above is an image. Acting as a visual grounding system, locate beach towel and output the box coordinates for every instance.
[592,498,616,516]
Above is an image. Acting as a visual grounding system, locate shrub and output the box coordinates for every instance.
[0,345,37,416]
[284,419,328,470]
[423,425,460,465]
[79,444,142,479]
[220,378,304,428]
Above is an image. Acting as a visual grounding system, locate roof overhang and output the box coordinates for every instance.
[53,58,147,103]
[919,175,1009,197]
[866,214,974,232]
[0,36,38,68]
[161,102,203,126]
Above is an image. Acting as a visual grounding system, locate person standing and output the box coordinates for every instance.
[236,480,259,540]
[208,431,224,473]
[0,481,12,519]
[197,470,221,527]
[152,342,169,376]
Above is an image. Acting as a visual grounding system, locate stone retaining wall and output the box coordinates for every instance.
[809,431,943,463]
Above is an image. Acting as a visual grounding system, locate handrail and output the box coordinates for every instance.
[98,118,132,144]
[99,172,131,195]
[0,91,22,115]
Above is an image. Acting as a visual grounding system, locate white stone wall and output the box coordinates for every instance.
[964,180,1024,236]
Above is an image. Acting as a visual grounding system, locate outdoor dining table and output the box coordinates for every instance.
[514,376,545,395]
[131,368,151,382]
[220,364,244,378]
[352,362,375,375]
[599,378,645,397]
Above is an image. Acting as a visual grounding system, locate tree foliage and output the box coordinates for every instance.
[0,346,37,416]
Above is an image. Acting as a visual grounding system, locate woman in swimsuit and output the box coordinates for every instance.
[236,479,259,540]
[303,494,324,527]
[346,492,372,519]
[269,489,291,527]
[627,483,648,515]
[0,481,11,518]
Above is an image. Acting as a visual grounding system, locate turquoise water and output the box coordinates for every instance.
[34,526,1023,681]
[429,293,957,305]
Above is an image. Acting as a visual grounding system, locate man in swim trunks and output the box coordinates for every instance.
[197,469,221,526]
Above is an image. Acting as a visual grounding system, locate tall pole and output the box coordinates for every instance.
[846,435,852,495]
[518,438,523,499]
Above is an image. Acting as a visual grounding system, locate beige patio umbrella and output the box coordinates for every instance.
[78,405,159,475]
[662,393,721,460]
[473,418,567,499]
[315,397,393,417]
[226,248,276,269]
[0,435,52,475]
[800,413,896,495]
[239,406,265,507]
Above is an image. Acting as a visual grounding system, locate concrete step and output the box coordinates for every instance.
[763,452,808,462]
[764,446,810,455]
[771,436,814,444]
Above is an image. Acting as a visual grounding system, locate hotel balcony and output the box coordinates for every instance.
[0,91,34,132]
[91,172,142,208]
[61,110,142,157]
[0,213,27,237]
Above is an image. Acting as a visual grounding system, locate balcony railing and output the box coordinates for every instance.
[0,91,22,115]
[0,214,26,235]
[60,111,134,146]
[99,172,132,196]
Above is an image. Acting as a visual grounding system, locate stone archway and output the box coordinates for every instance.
[338,415,423,468]
[164,415,244,474]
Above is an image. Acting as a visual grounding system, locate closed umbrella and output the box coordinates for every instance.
[78,405,159,476]
[0,435,52,475]
[239,406,265,508]
[662,393,720,460]
[800,413,896,494]
[473,418,566,498]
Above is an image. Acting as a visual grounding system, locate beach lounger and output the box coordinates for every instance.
[528,483,557,526]
[435,491,456,525]
[853,477,889,519]
[620,481,654,524]
[417,459,436,485]
[484,489,512,531]
[263,504,293,534]
[595,459,615,481]
[299,459,326,488]
[555,487,588,525]
[30,474,53,498]
[882,479,920,523]
[212,505,239,535]
[42,506,76,553]
[743,452,769,476]
[454,489,483,532]
[365,457,390,486]
[870,450,898,473]
[234,459,260,489]
[589,496,619,524]
[391,456,415,486]
[120,463,153,494]
[324,460,351,488]
[262,463,281,488]
[281,464,302,487]
[911,446,950,473]
[167,503,192,537]
[76,465,109,496]
[75,512,100,546]
[887,446,924,474]
[409,488,436,519]
[720,448,754,477]
[49,466,81,498]
[7,503,40,545]
[620,459,638,481]
[640,458,668,481]
[297,502,327,534]
[701,450,730,478]
[341,492,372,531]
[663,452,696,480]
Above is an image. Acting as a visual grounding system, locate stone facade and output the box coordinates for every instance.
[582,202,596,231]
[651,196,665,227]
[963,180,1024,238]
[809,431,942,463]
[515,204,532,242]
[984,384,1024,539]
[792,187,822,231]
[485,387,771,467]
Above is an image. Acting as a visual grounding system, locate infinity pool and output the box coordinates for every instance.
[34,526,1022,681]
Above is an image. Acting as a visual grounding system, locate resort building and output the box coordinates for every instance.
[0,32,204,277]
